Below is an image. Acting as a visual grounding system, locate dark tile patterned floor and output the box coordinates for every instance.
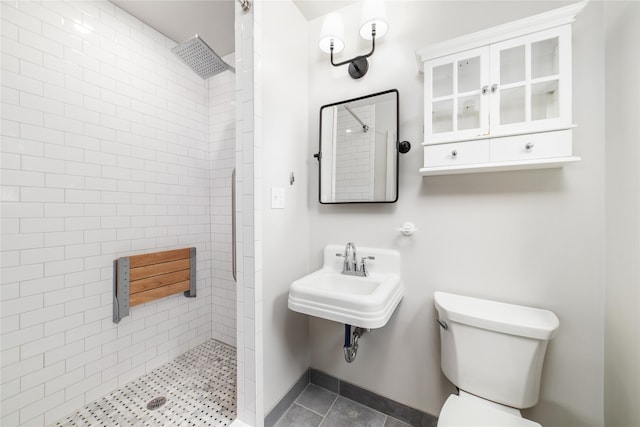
[273,384,412,427]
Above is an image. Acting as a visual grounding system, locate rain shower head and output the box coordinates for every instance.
[172,35,234,79]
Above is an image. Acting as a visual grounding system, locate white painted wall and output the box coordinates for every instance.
[260,0,311,415]
[306,2,606,427]
[604,2,640,426]
[0,2,238,424]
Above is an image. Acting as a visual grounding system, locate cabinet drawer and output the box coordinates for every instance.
[424,140,490,167]
[490,130,572,162]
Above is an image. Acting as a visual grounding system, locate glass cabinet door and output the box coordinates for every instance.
[489,25,571,135]
[425,47,490,143]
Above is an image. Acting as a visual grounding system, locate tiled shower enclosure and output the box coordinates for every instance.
[0,0,241,425]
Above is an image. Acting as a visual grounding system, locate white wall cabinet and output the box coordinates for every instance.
[416,1,586,176]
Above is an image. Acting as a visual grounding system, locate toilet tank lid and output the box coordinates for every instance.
[434,292,559,340]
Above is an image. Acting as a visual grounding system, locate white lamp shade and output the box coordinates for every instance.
[360,0,388,40]
[319,12,345,54]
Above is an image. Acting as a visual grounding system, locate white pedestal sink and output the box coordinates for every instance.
[288,244,404,329]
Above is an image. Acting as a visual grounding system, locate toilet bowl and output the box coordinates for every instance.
[438,392,540,427]
[433,292,559,427]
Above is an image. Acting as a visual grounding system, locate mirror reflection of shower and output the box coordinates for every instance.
[319,90,399,204]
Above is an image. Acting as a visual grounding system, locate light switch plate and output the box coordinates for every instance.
[271,187,285,209]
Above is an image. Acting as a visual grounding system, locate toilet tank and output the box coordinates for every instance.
[434,292,559,409]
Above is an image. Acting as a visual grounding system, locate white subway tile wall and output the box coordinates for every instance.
[233,0,263,424]
[334,105,376,202]
[0,1,236,425]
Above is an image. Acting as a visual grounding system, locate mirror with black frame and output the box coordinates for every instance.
[317,89,400,204]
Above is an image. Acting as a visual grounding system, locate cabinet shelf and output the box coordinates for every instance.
[422,124,577,145]
[419,156,581,176]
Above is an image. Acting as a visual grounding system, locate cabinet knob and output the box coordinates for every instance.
[482,85,489,95]
[525,142,534,150]
[451,149,458,158]
[491,84,498,93]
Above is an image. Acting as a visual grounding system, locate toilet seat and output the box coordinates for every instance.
[437,394,541,427]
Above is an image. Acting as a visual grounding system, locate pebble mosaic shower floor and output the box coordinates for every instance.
[53,339,236,427]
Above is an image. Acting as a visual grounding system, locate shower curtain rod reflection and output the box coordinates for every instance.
[237,0,251,12]
[344,104,370,132]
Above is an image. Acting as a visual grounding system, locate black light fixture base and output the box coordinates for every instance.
[398,141,411,154]
[348,57,369,79]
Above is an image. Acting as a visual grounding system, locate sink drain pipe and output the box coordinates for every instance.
[344,324,367,363]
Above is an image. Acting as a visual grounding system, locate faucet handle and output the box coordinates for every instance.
[359,256,375,276]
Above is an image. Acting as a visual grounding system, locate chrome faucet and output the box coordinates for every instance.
[343,242,357,274]
[338,242,374,277]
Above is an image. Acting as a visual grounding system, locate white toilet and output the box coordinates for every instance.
[433,291,559,427]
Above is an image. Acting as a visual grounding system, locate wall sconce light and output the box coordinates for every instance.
[318,0,388,79]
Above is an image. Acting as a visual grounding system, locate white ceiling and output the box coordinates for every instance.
[110,0,356,58]
[293,0,357,20]
[111,1,236,56]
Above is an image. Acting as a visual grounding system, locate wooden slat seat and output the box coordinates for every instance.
[127,249,191,307]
